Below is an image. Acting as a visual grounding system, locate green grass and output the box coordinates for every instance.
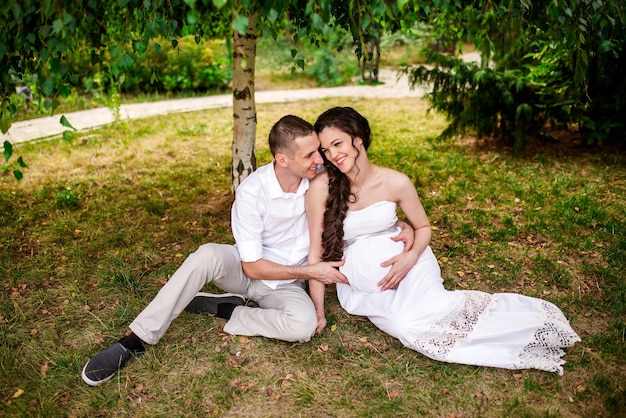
[1,98,625,417]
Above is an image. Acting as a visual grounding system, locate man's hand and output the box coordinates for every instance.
[378,250,418,291]
[307,261,349,284]
[392,221,415,252]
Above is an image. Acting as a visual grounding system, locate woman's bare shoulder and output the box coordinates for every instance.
[309,170,330,193]
[377,165,411,184]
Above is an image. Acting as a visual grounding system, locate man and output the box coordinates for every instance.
[82,115,413,386]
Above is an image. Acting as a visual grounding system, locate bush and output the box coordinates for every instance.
[123,37,231,94]
[63,36,232,96]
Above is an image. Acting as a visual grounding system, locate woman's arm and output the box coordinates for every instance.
[306,173,332,334]
[377,169,432,291]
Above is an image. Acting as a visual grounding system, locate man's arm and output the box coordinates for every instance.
[241,258,347,284]
[392,220,415,252]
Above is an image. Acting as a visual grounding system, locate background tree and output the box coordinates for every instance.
[1,0,397,187]
[399,0,625,151]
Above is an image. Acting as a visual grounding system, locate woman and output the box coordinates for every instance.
[306,106,580,374]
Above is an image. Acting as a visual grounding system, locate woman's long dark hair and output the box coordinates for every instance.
[314,107,372,262]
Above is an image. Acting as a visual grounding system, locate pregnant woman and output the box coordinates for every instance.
[306,106,580,374]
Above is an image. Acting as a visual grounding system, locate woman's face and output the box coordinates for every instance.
[318,126,361,174]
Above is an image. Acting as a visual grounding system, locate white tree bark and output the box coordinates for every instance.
[231,11,259,193]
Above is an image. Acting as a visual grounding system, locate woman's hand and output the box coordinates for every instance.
[316,313,328,334]
[378,249,419,291]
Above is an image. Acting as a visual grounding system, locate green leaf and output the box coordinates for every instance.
[60,115,76,130]
[311,13,323,30]
[40,47,50,64]
[233,15,249,35]
[187,11,199,26]
[3,141,12,162]
[17,156,28,168]
[111,61,120,78]
[62,131,74,143]
[120,53,134,69]
[53,19,63,33]
[0,118,10,135]
[110,44,122,59]
[212,0,227,7]
[42,78,54,96]
[267,8,278,23]
[362,15,371,31]
[373,2,386,16]
[57,84,72,98]
[13,170,23,181]
[291,49,297,59]
[296,59,305,70]
[132,40,146,54]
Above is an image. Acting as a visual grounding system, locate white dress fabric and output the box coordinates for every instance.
[336,201,581,374]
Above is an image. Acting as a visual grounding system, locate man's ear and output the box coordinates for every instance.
[275,153,289,167]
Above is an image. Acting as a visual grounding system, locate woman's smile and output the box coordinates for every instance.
[334,154,347,167]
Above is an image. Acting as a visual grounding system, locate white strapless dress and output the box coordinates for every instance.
[336,201,580,374]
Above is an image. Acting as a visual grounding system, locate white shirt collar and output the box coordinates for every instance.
[267,161,309,199]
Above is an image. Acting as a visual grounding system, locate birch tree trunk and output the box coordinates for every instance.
[231,11,259,193]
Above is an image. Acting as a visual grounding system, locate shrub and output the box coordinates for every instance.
[62,36,232,96]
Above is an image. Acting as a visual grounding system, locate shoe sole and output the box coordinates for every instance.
[195,292,246,302]
[81,362,116,386]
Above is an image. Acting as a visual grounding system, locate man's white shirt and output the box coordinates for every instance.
[231,161,311,289]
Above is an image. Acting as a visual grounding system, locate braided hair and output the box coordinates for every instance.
[313,107,372,262]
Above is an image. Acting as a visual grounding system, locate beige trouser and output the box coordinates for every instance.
[129,243,317,345]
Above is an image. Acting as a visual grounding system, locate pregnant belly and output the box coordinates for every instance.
[339,235,405,294]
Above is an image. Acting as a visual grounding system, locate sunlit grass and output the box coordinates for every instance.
[1,98,625,417]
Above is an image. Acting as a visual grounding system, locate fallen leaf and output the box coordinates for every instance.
[40,362,49,379]
[318,343,329,352]
[12,389,24,398]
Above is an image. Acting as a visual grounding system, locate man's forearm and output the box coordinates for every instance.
[242,259,312,281]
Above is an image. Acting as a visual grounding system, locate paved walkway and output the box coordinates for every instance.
[3,69,427,144]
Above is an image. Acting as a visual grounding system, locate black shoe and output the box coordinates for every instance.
[81,342,133,386]
[184,292,245,318]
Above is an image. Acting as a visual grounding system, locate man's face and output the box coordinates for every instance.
[285,132,324,179]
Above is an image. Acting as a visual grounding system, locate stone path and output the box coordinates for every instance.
[3,69,427,144]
